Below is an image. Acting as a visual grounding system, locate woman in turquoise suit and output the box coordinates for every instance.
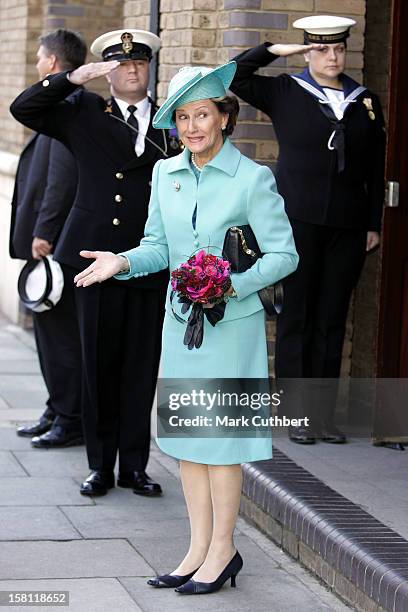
[75,61,298,595]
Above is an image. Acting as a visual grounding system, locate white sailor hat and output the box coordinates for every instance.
[293,15,356,44]
[18,255,64,313]
[90,29,161,63]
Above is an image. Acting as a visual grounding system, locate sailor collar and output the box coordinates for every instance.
[291,68,366,107]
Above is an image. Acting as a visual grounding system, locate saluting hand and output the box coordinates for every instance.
[268,43,324,57]
[68,60,120,86]
[74,250,126,287]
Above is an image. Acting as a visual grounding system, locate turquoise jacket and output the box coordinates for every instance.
[115,138,298,322]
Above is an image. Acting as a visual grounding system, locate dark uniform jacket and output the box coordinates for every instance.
[9,133,78,260]
[231,43,386,232]
[10,72,179,289]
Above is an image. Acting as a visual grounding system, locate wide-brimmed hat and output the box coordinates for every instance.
[90,29,161,62]
[153,61,237,129]
[293,15,356,45]
[18,256,64,313]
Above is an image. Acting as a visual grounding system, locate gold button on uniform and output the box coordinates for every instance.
[42,79,50,87]
[112,218,120,226]
[114,195,123,203]
[115,172,124,179]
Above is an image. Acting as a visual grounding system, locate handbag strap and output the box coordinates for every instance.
[230,226,258,259]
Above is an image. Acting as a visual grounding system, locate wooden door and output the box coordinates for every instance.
[377,0,408,378]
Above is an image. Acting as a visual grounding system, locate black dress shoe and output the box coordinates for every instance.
[17,416,53,438]
[80,470,115,496]
[147,567,200,588]
[289,425,316,444]
[31,425,84,448]
[175,551,243,595]
[317,424,347,444]
[117,470,162,496]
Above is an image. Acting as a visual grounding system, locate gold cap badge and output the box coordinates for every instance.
[121,32,133,54]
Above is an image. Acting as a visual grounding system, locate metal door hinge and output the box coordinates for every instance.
[385,181,400,207]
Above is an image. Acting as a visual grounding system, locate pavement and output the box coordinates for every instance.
[0,312,350,612]
[273,434,408,540]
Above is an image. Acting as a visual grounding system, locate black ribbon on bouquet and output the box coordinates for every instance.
[170,292,227,350]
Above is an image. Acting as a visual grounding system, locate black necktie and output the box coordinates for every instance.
[127,105,139,148]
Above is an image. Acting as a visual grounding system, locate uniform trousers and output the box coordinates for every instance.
[275,220,367,423]
[65,266,166,473]
[33,264,82,431]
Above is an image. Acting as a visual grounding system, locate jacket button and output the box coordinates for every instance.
[116,172,124,179]
[112,218,120,226]
[42,79,50,87]
[115,195,123,203]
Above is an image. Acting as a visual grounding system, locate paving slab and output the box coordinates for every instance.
[0,540,153,580]
[0,506,81,540]
[129,533,279,576]
[120,571,347,612]
[0,409,47,426]
[0,478,93,506]
[89,474,186,508]
[0,396,9,409]
[0,356,41,375]
[62,503,189,539]
[0,389,48,411]
[15,449,89,477]
[0,450,27,476]
[0,578,142,612]
[0,428,39,450]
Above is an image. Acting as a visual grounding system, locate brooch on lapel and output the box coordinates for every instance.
[104,99,113,114]
[172,181,181,192]
[363,97,375,121]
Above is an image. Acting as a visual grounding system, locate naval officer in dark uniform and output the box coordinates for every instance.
[11,29,180,495]
[230,16,386,443]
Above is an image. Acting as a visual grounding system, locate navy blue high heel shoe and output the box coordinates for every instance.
[175,551,243,594]
[147,567,200,588]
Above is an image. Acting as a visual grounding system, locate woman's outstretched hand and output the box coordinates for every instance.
[74,251,127,287]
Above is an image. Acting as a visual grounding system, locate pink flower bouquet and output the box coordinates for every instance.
[170,250,231,350]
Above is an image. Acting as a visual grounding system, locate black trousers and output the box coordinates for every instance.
[33,264,82,430]
[66,267,165,473]
[275,220,367,421]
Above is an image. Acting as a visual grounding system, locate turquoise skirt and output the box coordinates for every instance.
[156,309,273,465]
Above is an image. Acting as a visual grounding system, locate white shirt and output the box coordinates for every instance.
[114,96,151,157]
[322,87,346,120]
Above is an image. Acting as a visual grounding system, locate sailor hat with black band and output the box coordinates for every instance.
[90,29,161,63]
[18,255,64,313]
[293,15,356,45]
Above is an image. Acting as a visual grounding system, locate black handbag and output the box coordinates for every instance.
[223,225,284,316]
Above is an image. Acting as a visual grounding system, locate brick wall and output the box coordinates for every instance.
[124,0,151,29]
[0,0,42,155]
[0,0,124,156]
[121,0,371,377]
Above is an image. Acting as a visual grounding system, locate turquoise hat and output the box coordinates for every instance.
[153,61,237,129]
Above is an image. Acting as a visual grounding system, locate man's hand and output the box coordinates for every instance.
[366,231,380,252]
[74,250,127,287]
[32,237,52,260]
[68,60,120,86]
[267,43,324,57]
